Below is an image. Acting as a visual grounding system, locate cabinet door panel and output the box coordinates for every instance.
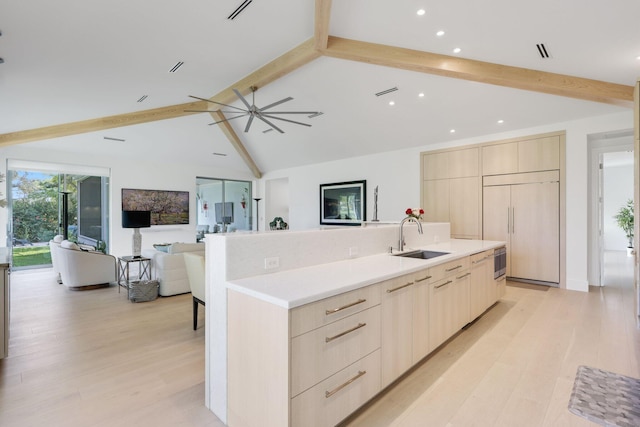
[381,276,414,387]
[518,136,560,173]
[423,152,449,180]
[450,177,479,238]
[482,186,511,274]
[423,180,449,222]
[482,143,518,175]
[510,182,559,283]
[448,148,479,178]
[412,273,431,363]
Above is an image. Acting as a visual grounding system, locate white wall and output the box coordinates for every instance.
[262,110,634,292]
[603,159,634,250]
[0,144,255,258]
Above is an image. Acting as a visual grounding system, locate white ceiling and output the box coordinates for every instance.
[1,0,638,174]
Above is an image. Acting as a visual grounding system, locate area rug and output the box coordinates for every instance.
[568,365,640,427]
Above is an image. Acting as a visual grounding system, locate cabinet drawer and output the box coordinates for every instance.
[290,349,381,427]
[470,249,493,265]
[430,256,470,281]
[290,284,380,337]
[291,306,381,397]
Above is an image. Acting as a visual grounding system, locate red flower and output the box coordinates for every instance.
[405,208,413,215]
[419,209,424,215]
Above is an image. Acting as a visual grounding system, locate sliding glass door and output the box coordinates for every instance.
[196,177,252,237]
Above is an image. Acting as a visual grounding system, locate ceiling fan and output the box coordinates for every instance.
[186,86,321,134]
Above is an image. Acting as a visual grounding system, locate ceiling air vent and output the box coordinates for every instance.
[137,95,148,103]
[228,0,252,20]
[103,136,125,142]
[375,87,398,97]
[536,43,551,59]
[168,61,184,73]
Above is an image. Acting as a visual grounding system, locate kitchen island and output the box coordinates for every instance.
[205,223,505,426]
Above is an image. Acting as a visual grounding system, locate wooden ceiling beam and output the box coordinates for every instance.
[212,111,262,179]
[0,100,208,147]
[314,0,332,50]
[321,36,634,107]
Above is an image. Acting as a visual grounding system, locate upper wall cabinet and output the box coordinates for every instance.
[423,148,479,180]
[482,135,560,176]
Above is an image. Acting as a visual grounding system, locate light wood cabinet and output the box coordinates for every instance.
[412,270,433,363]
[381,275,416,387]
[470,250,493,320]
[429,258,471,351]
[228,252,504,427]
[483,174,560,284]
[422,148,480,239]
[482,135,560,176]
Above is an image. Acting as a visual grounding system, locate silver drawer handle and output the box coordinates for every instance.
[325,323,366,343]
[386,281,414,293]
[445,265,463,272]
[435,280,452,289]
[456,272,471,280]
[325,298,366,315]
[415,274,432,283]
[325,370,367,398]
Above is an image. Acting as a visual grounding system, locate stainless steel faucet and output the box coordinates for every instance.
[398,217,423,252]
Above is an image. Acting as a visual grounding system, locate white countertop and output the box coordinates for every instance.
[226,239,505,309]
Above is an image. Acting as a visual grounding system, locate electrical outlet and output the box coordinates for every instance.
[349,247,359,257]
[264,257,279,269]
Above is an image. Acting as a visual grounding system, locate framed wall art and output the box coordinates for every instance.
[122,188,189,225]
[320,180,366,226]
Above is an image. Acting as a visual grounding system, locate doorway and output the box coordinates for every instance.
[587,130,634,286]
[195,177,252,237]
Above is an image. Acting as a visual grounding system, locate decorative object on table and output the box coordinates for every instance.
[614,199,634,256]
[128,279,159,303]
[254,198,262,231]
[568,365,640,427]
[269,217,288,230]
[122,188,189,225]
[320,180,366,226]
[405,208,424,221]
[186,86,322,134]
[371,185,379,222]
[153,243,171,253]
[122,210,151,258]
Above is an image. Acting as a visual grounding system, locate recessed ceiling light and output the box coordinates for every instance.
[497,119,504,124]
[417,9,426,16]
[636,55,640,60]
[389,101,395,106]
[436,30,445,37]
[418,92,425,98]
[453,47,462,54]
[450,129,456,133]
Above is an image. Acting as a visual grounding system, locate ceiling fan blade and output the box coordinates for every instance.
[244,115,255,133]
[261,114,312,127]
[188,95,247,113]
[256,115,284,133]
[259,97,293,111]
[208,113,249,126]
[232,89,253,110]
[259,111,320,115]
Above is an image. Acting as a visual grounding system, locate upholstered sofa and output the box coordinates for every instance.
[49,234,64,283]
[57,240,117,289]
[142,242,205,296]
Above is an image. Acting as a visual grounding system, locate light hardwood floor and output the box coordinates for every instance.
[1,252,638,427]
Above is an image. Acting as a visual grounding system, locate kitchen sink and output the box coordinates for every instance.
[394,250,450,260]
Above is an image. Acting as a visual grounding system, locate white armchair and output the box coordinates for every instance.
[49,234,64,284]
[183,252,205,330]
[57,240,117,290]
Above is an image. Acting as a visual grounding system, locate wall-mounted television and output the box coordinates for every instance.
[122,188,189,225]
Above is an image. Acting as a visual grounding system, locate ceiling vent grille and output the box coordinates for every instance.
[228,0,252,20]
[262,128,274,134]
[536,43,551,59]
[375,87,398,97]
[168,61,184,73]
[137,95,148,103]
[103,136,125,142]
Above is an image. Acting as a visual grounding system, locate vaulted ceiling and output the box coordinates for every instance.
[1,0,638,177]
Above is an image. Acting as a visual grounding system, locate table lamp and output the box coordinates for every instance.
[122,210,151,257]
